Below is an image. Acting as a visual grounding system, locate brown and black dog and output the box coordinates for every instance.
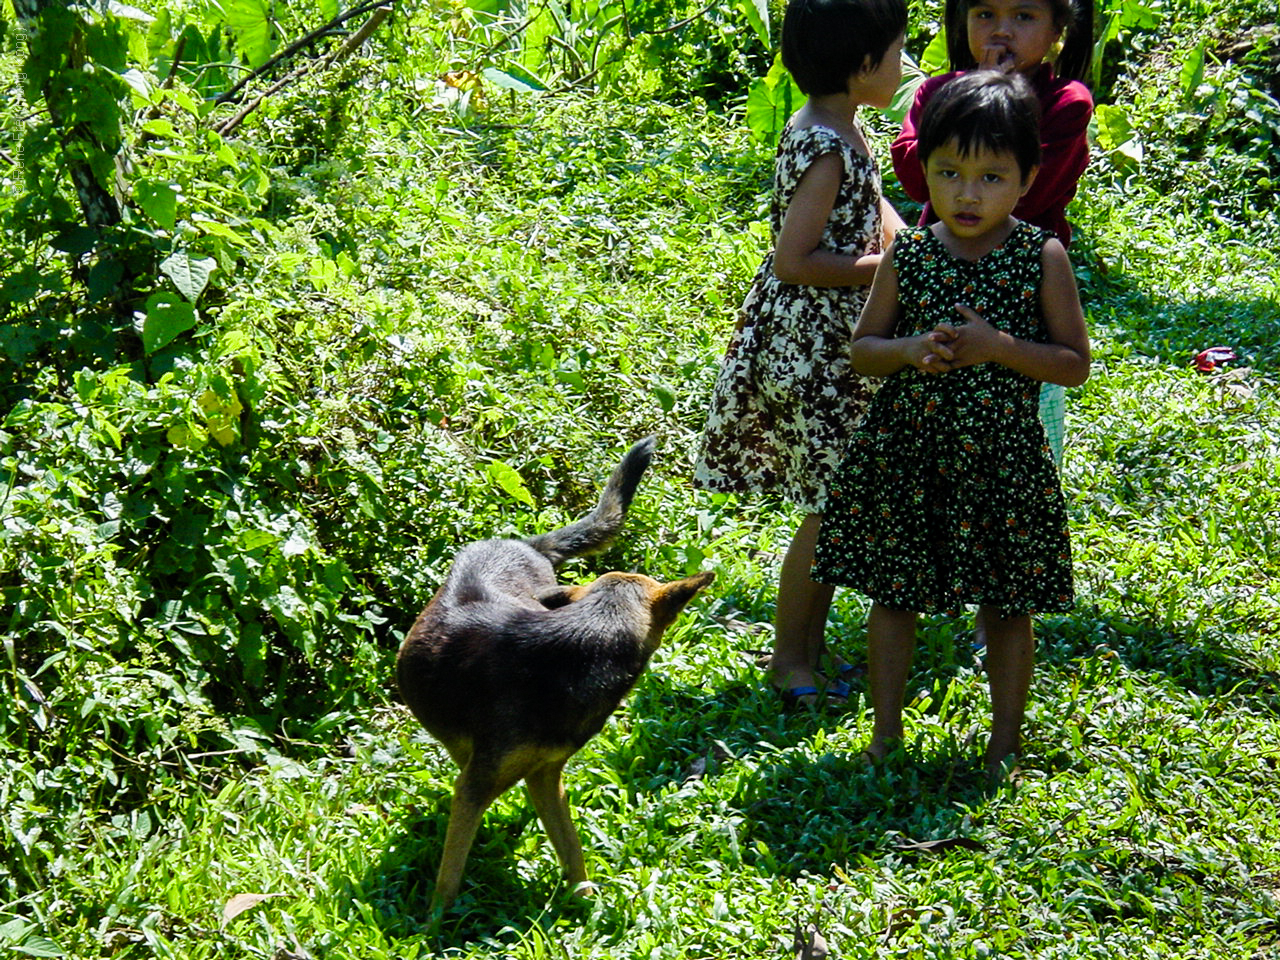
[396,437,714,911]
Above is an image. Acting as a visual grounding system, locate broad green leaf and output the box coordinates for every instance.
[919,28,949,75]
[317,0,340,21]
[192,216,249,246]
[885,51,927,124]
[654,384,676,413]
[9,936,65,958]
[135,179,180,230]
[87,258,124,303]
[482,65,547,93]
[52,226,98,257]
[225,0,274,68]
[1093,103,1134,153]
[1179,40,1207,100]
[281,525,314,557]
[146,6,173,57]
[1093,103,1143,171]
[160,251,217,303]
[142,292,197,353]
[108,1,155,22]
[745,58,806,146]
[486,460,535,507]
[737,0,770,48]
[121,68,154,99]
[166,422,208,450]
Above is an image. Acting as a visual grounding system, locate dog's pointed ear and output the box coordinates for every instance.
[651,571,715,622]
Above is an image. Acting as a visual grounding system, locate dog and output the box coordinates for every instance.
[396,436,714,911]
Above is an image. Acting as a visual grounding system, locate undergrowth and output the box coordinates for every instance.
[1,0,1278,956]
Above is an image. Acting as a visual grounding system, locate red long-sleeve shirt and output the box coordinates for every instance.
[891,64,1093,247]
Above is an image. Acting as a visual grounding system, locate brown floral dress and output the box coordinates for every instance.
[693,122,884,514]
[812,223,1074,617]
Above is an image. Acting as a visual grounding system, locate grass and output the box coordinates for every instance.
[4,1,1280,957]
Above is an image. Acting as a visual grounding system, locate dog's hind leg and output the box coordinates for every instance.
[524,758,589,896]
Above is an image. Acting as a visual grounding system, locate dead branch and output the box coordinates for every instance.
[215,0,398,107]
[213,6,393,137]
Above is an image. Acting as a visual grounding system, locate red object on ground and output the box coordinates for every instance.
[1193,347,1238,372]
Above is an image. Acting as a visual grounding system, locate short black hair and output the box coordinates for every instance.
[944,0,1096,83]
[917,71,1042,179]
[781,0,909,97]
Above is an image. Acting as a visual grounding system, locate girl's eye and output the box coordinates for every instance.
[983,173,1003,183]
[939,170,958,179]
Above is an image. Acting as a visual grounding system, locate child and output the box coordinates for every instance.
[694,0,909,708]
[891,0,1094,463]
[812,71,1091,777]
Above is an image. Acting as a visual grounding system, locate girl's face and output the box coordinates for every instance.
[853,34,906,110]
[925,139,1036,245]
[966,0,1063,74]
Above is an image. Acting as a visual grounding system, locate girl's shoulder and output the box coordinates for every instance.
[1029,64,1094,112]
[991,221,1058,272]
[887,225,936,269]
[1009,220,1056,255]
[892,225,933,249]
[777,121,873,179]
[780,121,853,157]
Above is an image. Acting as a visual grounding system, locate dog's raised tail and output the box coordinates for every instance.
[524,436,655,567]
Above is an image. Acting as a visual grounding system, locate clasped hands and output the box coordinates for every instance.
[911,304,1005,375]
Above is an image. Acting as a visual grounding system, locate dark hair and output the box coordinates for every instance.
[944,0,1095,83]
[917,71,1042,179]
[781,0,909,96]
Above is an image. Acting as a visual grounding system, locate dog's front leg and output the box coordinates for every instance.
[524,760,590,896]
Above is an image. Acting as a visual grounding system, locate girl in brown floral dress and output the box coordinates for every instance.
[694,0,909,707]
[812,72,1091,777]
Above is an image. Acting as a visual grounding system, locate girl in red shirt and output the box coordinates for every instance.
[892,0,1093,248]
[892,0,1094,464]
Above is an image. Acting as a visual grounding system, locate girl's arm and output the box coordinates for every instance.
[934,240,1090,386]
[1012,85,1092,224]
[851,242,956,377]
[880,197,907,248]
[773,153,882,287]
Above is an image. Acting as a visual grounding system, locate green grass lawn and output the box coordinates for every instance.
[2,0,1279,957]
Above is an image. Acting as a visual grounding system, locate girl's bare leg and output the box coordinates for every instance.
[977,606,1034,773]
[770,513,835,702]
[866,602,918,758]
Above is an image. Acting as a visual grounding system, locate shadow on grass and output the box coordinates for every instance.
[1037,607,1280,710]
[1071,227,1280,372]
[605,645,997,879]
[340,796,583,948]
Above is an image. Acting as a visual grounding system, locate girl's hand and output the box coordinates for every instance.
[907,331,956,374]
[977,43,1017,72]
[934,305,1010,368]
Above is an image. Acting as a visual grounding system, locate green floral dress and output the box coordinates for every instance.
[812,223,1074,617]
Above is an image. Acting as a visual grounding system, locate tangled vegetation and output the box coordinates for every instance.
[1,0,1277,956]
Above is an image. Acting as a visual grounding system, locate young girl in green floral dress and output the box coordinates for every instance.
[812,71,1091,777]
